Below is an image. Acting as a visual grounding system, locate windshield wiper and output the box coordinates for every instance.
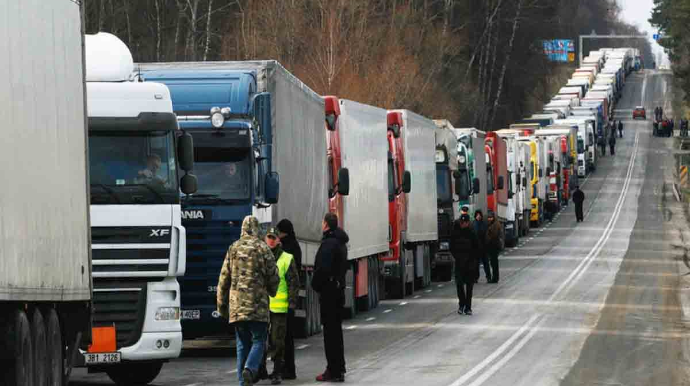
[129,184,166,204]
[90,184,121,204]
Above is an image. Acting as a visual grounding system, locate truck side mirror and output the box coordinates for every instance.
[546,167,552,175]
[455,170,470,201]
[508,190,514,199]
[523,177,528,187]
[402,171,412,194]
[337,168,350,196]
[539,168,543,178]
[497,176,505,190]
[180,174,198,195]
[516,173,522,186]
[472,178,480,194]
[264,172,280,204]
[178,132,194,172]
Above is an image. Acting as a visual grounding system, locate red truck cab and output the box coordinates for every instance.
[324,96,345,224]
[383,111,411,298]
[560,135,570,203]
[485,133,508,225]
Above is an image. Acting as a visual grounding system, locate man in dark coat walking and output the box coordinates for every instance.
[485,211,503,283]
[609,135,616,156]
[472,210,490,283]
[275,219,302,380]
[312,213,349,382]
[618,120,624,138]
[451,214,479,315]
[573,186,585,222]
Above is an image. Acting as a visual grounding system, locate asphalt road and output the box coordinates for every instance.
[71,70,690,386]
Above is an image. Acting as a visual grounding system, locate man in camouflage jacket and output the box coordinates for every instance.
[217,215,279,386]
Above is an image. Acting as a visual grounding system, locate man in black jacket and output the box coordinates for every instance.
[573,186,585,222]
[275,219,302,380]
[451,214,480,315]
[312,213,349,382]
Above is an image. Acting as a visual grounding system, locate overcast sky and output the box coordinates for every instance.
[616,0,669,65]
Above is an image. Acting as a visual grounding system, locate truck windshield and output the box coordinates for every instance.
[89,130,179,205]
[578,139,585,153]
[388,158,396,201]
[191,146,251,202]
[436,168,452,203]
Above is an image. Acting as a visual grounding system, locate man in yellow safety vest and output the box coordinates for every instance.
[262,227,300,385]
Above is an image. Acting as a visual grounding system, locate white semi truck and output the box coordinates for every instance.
[82,33,197,384]
[1,2,92,385]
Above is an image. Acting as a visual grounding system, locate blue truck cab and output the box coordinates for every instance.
[140,67,279,338]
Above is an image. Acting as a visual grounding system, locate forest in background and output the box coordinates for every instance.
[651,0,690,107]
[84,0,653,131]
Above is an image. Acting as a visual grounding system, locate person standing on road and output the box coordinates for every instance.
[609,135,616,156]
[472,210,491,283]
[618,120,624,138]
[217,216,279,386]
[275,219,301,380]
[485,211,503,283]
[598,134,606,157]
[261,227,300,385]
[312,213,349,383]
[451,214,479,315]
[573,186,585,223]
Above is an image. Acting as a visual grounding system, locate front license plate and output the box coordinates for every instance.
[181,310,201,320]
[85,352,121,364]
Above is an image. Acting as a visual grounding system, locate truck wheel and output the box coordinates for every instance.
[32,309,48,386]
[106,361,164,385]
[44,308,62,386]
[2,309,33,386]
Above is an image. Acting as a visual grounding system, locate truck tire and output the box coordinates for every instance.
[32,309,48,386]
[2,309,33,386]
[106,361,164,385]
[44,308,62,386]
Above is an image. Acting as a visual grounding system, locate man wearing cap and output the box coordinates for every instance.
[451,213,480,315]
[572,186,585,223]
[275,219,302,380]
[260,227,300,384]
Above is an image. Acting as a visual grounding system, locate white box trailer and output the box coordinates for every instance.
[337,99,389,314]
[394,109,438,286]
[1,0,92,383]
[339,100,389,261]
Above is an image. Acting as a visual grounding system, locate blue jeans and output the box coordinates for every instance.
[235,321,268,386]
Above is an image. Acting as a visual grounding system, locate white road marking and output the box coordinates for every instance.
[366,317,376,321]
[346,325,357,330]
[399,301,408,306]
[296,344,309,350]
[438,284,445,288]
[448,132,640,386]
[383,309,392,313]
[414,295,421,299]
[425,289,432,293]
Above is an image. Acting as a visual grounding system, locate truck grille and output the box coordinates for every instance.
[92,283,147,349]
[437,213,453,238]
[92,249,170,277]
[182,220,241,307]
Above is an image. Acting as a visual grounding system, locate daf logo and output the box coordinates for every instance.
[182,210,205,220]
[149,229,170,237]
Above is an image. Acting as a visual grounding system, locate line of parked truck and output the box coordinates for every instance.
[0,3,642,384]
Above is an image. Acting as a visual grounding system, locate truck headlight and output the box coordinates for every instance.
[439,241,450,251]
[211,112,225,128]
[155,307,180,321]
